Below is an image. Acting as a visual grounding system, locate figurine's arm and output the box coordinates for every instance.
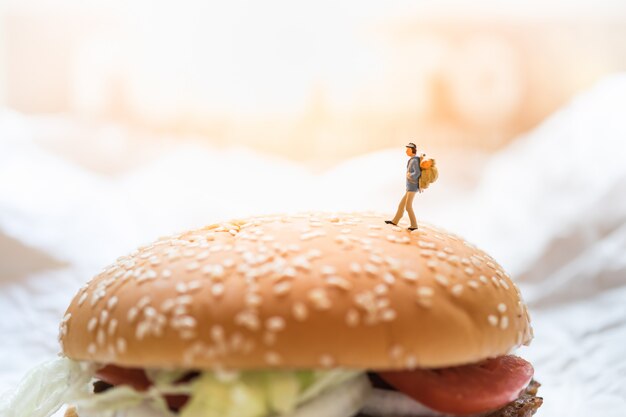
[407,158,421,183]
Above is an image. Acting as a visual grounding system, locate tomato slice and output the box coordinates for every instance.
[95,365,151,391]
[95,365,190,411]
[377,355,534,415]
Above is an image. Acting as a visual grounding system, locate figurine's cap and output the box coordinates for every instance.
[406,142,417,150]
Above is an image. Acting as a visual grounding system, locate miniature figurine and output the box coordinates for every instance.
[385,142,425,231]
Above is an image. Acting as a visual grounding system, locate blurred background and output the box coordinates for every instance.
[1,1,626,416]
[2,0,626,166]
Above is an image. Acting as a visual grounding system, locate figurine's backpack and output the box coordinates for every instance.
[419,157,438,191]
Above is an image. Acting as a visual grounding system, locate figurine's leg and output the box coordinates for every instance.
[392,192,408,224]
[405,191,418,228]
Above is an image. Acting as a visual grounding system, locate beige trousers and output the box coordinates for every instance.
[392,191,417,228]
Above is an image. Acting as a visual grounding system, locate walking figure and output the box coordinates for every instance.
[385,142,425,231]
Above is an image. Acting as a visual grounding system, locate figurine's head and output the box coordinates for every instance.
[405,142,417,156]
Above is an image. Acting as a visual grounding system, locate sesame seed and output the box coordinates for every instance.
[500,316,509,330]
[487,314,499,326]
[281,266,297,278]
[498,303,507,313]
[188,280,202,291]
[266,317,286,332]
[416,296,433,309]
[308,288,331,310]
[116,338,127,353]
[177,295,193,305]
[374,283,388,295]
[349,262,362,274]
[369,254,384,264]
[78,292,88,306]
[137,295,151,309]
[396,236,410,244]
[292,255,311,270]
[321,265,337,275]
[177,316,197,329]
[108,319,118,336]
[426,260,438,269]
[96,329,106,346]
[144,306,157,318]
[107,296,118,310]
[389,344,403,359]
[434,274,449,286]
[381,309,397,321]
[162,269,172,278]
[345,309,360,326]
[176,282,188,293]
[100,310,109,325]
[499,279,510,290]
[245,292,261,306]
[211,283,225,298]
[417,286,434,297]
[451,284,463,297]
[87,317,98,332]
[382,272,396,285]
[235,310,260,331]
[127,307,139,322]
[464,267,475,275]
[87,343,97,355]
[319,354,335,368]
[265,351,281,365]
[446,255,459,265]
[402,270,419,282]
[467,280,480,289]
[405,355,417,369]
[211,325,224,341]
[364,263,379,275]
[292,302,308,321]
[479,275,489,285]
[326,276,352,291]
[273,281,292,296]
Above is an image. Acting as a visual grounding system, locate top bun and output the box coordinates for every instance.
[59,211,533,371]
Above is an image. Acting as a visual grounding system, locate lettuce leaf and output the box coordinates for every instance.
[179,369,364,417]
[0,356,95,417]
[0,355,365,417]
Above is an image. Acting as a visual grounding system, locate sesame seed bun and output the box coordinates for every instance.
[59,211,534,371]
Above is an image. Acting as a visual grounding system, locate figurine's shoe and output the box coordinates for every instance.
[407,226,418,231]
[384,220,397,226]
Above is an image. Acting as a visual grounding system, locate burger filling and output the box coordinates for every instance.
[0,354,542,417]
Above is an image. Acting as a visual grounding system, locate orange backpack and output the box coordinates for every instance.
[419,157,438,190]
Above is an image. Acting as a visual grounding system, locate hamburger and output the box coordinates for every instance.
[2,211,542,417]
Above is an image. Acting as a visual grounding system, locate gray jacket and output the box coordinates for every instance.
[406,156,421,186]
